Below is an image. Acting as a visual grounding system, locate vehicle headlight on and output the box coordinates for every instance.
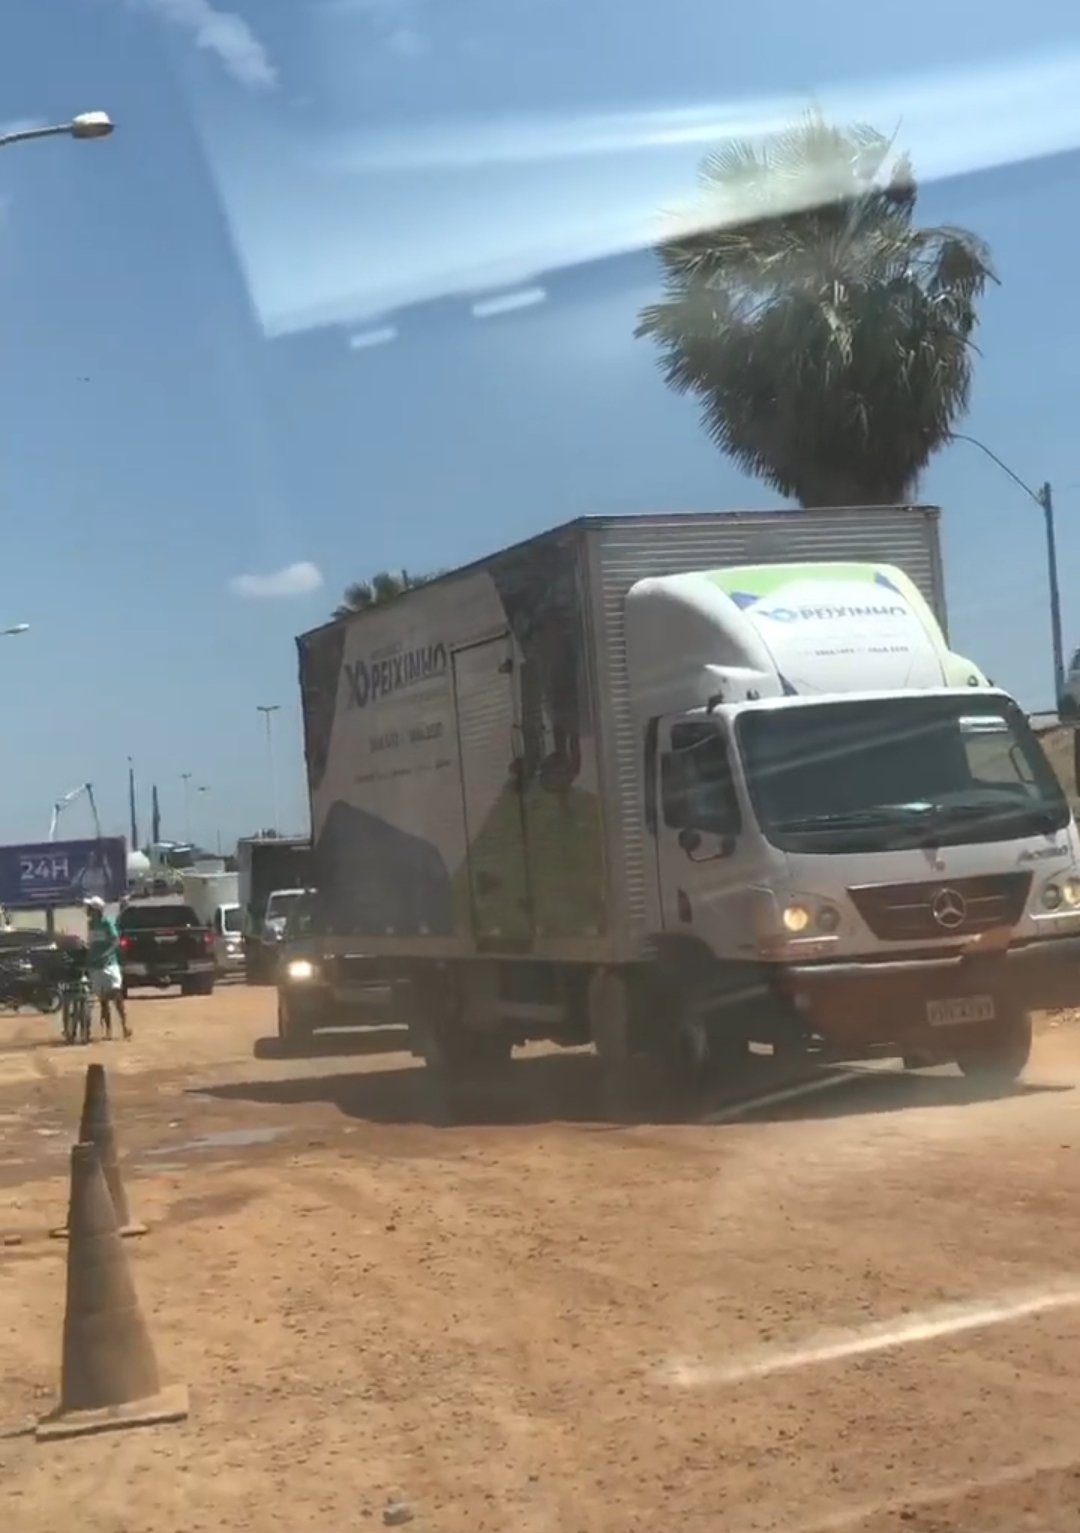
[781,903,811,933]
[1062,877,1080,908]
[286,958,317,982]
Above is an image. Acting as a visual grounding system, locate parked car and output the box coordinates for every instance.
[0,928,69,1013]
[117,898,216,996]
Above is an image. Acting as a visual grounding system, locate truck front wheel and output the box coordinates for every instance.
[954,1004,1032,1088]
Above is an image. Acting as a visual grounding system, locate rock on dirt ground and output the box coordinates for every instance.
[1,988,1080,1533]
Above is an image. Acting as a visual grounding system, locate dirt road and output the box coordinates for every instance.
[2,988,1079,1533]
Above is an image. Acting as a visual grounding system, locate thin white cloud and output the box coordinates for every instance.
[129,0,278,90]
[229,562,324,598]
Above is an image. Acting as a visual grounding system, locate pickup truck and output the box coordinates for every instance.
[117,898,216,996]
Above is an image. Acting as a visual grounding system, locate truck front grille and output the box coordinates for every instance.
[847,873,1032,942]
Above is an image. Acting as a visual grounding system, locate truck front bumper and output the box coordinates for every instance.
[777,934,1080,1055]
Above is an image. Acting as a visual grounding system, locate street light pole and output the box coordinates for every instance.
[950,435,1066,707]
[181,772,193,844]
[256,705,281,833]
[197,786,213,853]
[0,112,115,150]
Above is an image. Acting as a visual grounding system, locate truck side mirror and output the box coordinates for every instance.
[678,827,702,855]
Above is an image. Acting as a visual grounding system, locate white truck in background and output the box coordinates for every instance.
[181,869,242,979]
[286,506,1080,1086]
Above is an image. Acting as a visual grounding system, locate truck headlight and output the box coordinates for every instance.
[285,958,317,982]
[816,903,841,933]
[1044,876,1080,910]
[781,903,811,933]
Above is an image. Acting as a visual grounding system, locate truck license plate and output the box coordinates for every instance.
[927,995,995,1027]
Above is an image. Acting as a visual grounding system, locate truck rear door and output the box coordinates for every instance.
[452,635,532,942]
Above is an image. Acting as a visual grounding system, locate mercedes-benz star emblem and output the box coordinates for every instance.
[931,887,967,930]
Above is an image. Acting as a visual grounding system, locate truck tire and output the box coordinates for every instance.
[415,1015,512,1081]
[955,1004,1032,1088]
[403,965,512,1083]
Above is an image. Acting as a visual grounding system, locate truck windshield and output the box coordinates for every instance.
[736,695,1070,853]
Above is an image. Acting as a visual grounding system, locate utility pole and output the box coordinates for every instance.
[256,705,281,833]
[1037,481,1066,707]
[181,772,193,843]
[950,436,1066,707]
[127,757,139,851]
[197,786,214,854]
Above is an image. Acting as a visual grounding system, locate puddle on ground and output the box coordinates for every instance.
[144,1126,287,1156]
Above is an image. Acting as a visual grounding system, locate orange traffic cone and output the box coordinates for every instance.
[51,1063,146,1239]
[36,1142,188,1441]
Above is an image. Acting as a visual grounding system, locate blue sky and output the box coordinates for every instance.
[3,0,1080,849]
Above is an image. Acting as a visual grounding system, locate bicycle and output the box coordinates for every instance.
[60,970,95,1046]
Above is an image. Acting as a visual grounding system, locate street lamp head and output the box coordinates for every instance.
[70,111,114,140]
[2,623,29,636]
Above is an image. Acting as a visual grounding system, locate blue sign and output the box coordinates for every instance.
[0,837,127,909]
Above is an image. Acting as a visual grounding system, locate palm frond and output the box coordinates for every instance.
[636,112,996,505]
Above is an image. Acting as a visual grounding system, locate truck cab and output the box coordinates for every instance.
[625,562,1080,1080]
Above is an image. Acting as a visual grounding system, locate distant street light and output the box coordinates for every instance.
[1,623,28,636]
[256,705,281,833]
[0,111,115,151]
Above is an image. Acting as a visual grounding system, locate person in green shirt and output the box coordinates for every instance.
[83,896,131,1040]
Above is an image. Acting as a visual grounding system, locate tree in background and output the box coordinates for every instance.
[332,569,440,620]
[635,110,996,507]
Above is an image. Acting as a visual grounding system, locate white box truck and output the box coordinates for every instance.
[287,507,1080,1085]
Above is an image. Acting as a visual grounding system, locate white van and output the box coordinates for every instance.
[212,902,245,978]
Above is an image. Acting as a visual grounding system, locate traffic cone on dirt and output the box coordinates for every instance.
[36,1142,188,1441]
[50,1063,146,1239]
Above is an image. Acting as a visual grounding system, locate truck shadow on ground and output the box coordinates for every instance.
[198,1051,1069,1129]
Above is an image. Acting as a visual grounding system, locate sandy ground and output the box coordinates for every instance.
[2,987,1080,1533]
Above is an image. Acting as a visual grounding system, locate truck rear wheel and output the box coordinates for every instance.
[955,1004,1032,1087]
[416,1017,512,1081]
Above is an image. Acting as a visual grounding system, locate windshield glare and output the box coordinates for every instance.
[736,696,1069,850]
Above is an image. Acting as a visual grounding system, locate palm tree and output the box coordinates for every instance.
[635,111,996,507]
[332,569,440,621]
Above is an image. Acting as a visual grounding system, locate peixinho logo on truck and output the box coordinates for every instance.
[708,562,941,640]
[342,640,448,710]
[703,561,988,692]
